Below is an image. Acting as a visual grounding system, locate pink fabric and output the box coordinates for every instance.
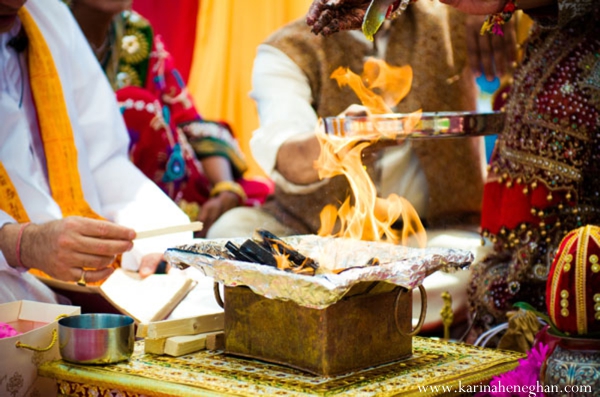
[0,322,20,339]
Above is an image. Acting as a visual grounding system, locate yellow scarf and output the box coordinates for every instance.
[0,8,116,281]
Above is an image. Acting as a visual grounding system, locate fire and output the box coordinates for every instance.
[316,58,426,246]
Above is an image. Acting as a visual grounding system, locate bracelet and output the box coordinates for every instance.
[481,0,517,36]
[15,222,31,269]
[388,0,416,20]
[209,181,247,204]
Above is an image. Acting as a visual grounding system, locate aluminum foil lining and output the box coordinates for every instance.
[165,235,473,309]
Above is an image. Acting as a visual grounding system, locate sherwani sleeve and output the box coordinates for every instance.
[249,44,329,194]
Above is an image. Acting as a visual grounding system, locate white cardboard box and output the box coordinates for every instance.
[0,300,80,397]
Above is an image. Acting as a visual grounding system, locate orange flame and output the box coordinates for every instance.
[316,58,425,246]
[330,58,413,115]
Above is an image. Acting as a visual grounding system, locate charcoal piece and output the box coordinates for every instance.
[366,257,380,266]
[253,229,319,270]
[225,241,255,263]
[240,239,278,267]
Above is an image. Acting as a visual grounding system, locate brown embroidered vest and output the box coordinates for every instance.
[262,3,484,234]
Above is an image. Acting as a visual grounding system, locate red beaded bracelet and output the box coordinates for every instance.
[387,0,417,20]
[15,222,31,269]
[481,0,518,36]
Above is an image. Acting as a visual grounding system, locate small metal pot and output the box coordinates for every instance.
[58,313,134,364]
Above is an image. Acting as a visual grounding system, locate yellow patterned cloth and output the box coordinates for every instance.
[39,337,523,397]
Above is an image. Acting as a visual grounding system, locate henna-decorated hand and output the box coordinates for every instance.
[306,0,372,36]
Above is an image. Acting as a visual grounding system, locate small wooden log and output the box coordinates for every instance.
[164,333,208,357]
[144,338,167,355]
[136,312,224,339]
[205,332,225,350]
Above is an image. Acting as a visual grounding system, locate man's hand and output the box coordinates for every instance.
[465,14,517,80]
[21,216,134,284]
[197,192,240,238]
[138,253,167,278]
[307,0,371,36]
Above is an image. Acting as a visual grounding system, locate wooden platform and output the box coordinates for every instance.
[39,337,523,396]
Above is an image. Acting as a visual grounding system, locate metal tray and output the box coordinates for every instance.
[323,111,504,138]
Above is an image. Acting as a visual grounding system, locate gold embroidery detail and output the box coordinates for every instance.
[121,29,149,65]
[116,64,141,89]
[591,254,600,273]
[550,239,576,326]
[499,146,582,183]
[123,11,150,29]
[561,290,569,298]
[523,115,591,142]
[576,226,588,334]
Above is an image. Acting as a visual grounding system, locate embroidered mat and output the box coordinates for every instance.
[39,337,523,397]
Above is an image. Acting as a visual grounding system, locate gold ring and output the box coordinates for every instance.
[76,269,87,287]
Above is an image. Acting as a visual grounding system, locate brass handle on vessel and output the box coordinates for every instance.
[394,285,427,337]
[213,282,224,308]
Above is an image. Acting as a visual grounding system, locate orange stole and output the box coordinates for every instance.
[0,8,119,282]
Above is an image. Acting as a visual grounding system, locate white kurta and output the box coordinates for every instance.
[0,0,191,303]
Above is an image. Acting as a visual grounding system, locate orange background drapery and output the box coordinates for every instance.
[187,0,312,177]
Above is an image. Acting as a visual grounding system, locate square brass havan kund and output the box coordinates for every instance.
[224,283,413,377]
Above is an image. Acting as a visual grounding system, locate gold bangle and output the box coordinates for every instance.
[209,181,247,204]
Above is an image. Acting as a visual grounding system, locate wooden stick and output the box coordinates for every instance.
[135,221,203,240]
[144,331,223,356]
[137,312,224,339]
[164,334,208,356]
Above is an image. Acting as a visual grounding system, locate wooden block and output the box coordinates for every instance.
[205,332,225,351]
[164,334,207,357]
[144,338,167,355]
[136,312,224,339]
[136,323,149,338]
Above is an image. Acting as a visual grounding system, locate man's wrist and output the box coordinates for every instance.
[0,223,31,271]
[217,190,243,208]
[15,222,31,269]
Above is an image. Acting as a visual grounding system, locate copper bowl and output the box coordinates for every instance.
[58,313,134,364]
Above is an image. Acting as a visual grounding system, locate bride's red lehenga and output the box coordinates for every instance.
[469,1,600,336]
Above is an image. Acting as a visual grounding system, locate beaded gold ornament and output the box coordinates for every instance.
[481,0,517,36]
[388,0,413,20]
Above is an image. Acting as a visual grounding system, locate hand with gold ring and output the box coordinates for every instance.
[77,268,87,287]
[12,216,135,284]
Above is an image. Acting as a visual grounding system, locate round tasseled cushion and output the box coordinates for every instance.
[546,225,600,337]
